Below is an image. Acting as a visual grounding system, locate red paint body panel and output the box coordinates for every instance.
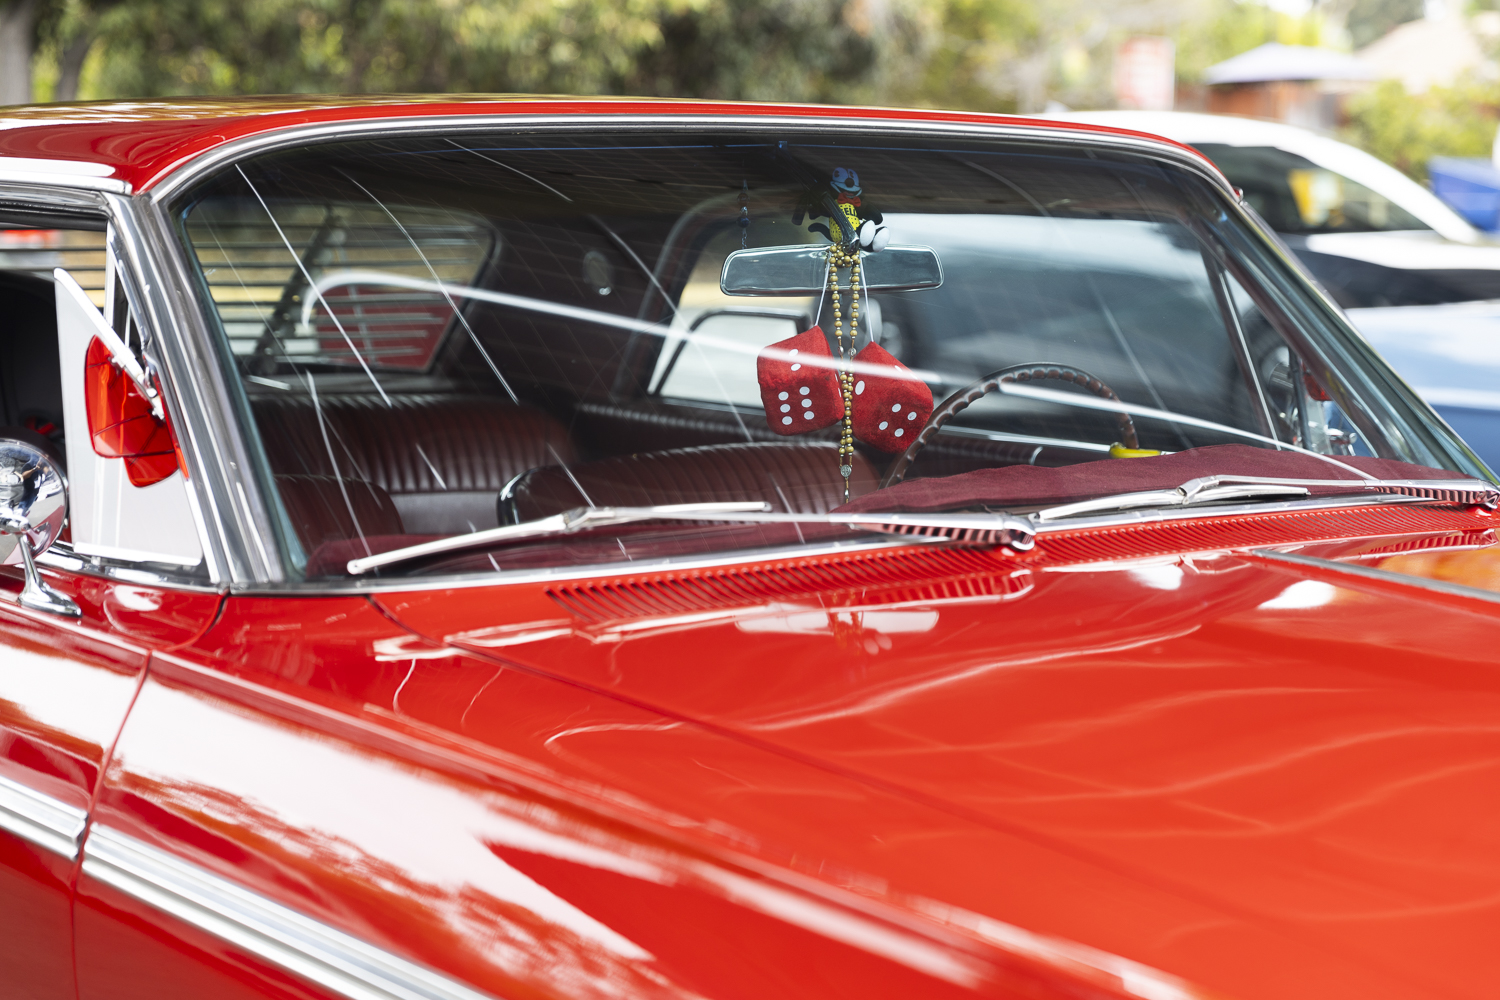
[0,565,219,999]
[0,96,1223,194]
[359,508,1500,1000]
[9,94,1499,1000]
[86,595,1204,1000]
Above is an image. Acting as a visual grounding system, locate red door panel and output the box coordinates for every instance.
[0,565,220,1000]
[71,593,1403,1000]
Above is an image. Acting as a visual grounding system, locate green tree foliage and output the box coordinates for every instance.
[26,0,933,103]
[1344,76,1500,180]
[1346,0,1422,49]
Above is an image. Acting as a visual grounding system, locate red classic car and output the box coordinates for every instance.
[3,97,1500,1000]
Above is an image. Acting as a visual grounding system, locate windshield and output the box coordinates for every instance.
[1194,143,1430,235]
[174,128,1485,579]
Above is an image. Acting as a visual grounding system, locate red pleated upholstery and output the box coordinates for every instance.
[501,442,877,523]
[251,393,577,533]
[275,475,404,553]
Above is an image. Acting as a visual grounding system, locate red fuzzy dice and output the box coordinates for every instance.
[757,326,845,435]
[849,341,933,452]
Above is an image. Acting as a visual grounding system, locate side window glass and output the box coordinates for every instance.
[0,225,101,453]
[53,234,202,568]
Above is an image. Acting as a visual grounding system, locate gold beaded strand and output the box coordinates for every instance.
[826,243,861,503]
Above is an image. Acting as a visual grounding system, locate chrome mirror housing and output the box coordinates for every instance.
[0,436,78,617]
[720,245,944,295]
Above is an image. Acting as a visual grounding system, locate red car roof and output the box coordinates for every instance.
[0,95,1225,195]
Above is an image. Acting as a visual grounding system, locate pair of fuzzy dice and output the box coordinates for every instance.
[757,326,845,433]
[757,329,932,452]
[848,341,933,452]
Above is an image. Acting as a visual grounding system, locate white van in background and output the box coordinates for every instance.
[1038,110,1500,474]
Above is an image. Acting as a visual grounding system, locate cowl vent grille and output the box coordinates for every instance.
[547,546,1028,626]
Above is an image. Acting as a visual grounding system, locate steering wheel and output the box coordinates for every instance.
[879,363,1140,488]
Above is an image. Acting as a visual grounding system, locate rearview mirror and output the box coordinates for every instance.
[720,245,943,296]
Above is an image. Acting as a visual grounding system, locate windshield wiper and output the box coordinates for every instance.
[344,502,1037,575]
[1033,474,1463,521]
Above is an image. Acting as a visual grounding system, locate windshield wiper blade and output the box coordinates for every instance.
[1033,473,1495,522]
[1037,478,1309,520]
[345,503,1036,575]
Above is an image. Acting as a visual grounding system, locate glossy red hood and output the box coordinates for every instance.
[378,520,1500,1000]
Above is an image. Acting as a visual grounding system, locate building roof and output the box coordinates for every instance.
[0,95,1220,194]
[1204,43,1377,85]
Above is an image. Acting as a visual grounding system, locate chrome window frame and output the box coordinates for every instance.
[133,111,1489,593]
[0,178,229,590]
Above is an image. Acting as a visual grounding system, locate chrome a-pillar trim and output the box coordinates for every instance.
[0,772,87,860]
[106,192,282,585]
[82,825,498,1000]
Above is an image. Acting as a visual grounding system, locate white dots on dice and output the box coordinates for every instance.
[778,391,788,400]
[780,403,791,413]
[894,428,905,437]
[799,386,809,395]
[908,411,917,420]
[855,380,865,395]
[801,399,811,408]
[891,403,901,413]
[791,364,801,371]
[878,420,889,430]
[782,416,793,425]
[802,411,814,420]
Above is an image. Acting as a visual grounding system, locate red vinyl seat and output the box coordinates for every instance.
[275,474,405,552]
[251,393,577,534]
[499,442,878,523]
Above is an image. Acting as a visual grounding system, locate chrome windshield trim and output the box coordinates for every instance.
[1249,548,1500,607]
[0,772,87,860]
[108,192,280,584]
[144,112,1239,206]
[82,825,498,1000]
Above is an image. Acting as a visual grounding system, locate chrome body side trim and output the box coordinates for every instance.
[0,772,87,860]
[1251,547,1500,607]
[82,825,498,1000]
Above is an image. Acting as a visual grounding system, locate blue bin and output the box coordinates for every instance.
[1429,157,1500,231]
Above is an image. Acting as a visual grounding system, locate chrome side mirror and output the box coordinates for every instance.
[0,437,78,617]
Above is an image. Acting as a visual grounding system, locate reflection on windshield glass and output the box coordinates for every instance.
[1194,144,1429,235]
[174,131,1477,578]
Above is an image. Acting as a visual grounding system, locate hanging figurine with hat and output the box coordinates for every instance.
[793,167,891,252]
[758,166,931,504]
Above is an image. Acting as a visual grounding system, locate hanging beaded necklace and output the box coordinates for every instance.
[826,242,861,503]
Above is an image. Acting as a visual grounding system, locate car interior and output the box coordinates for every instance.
[7,129,1431,579]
